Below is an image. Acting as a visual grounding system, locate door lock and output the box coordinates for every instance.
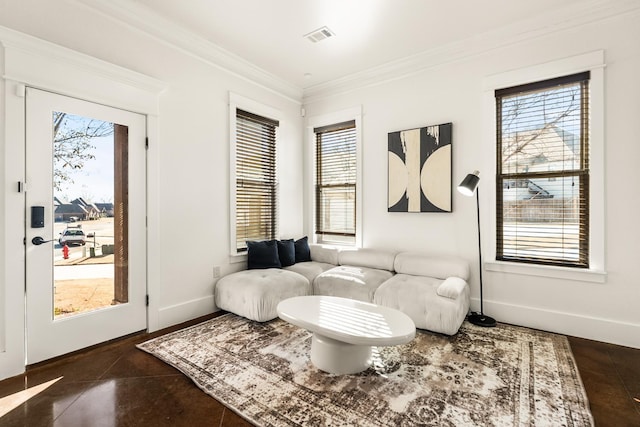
[31,206,45,228]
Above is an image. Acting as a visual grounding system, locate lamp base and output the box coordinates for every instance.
[468,312,497,327]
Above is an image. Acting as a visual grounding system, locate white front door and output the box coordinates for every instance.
[25,88,147,364]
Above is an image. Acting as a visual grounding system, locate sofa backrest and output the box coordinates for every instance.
[394,252,470,280]
[338,248,396,271]
[309,244,340,265]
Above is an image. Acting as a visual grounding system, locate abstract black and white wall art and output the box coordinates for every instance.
[388,123,452,212]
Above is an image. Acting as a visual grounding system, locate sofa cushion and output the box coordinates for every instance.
[294,236,311,262]
[247,240,281,269]
[309,244,340,265]
[393,252,469,280]
[277,239,296,267]
[314,265,393,303]
[338,248,396,271]
[215,269,311,322]
[284,261,335,285]
[374,274,470,335]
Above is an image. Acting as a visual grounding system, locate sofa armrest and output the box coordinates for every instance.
[338,248,396,271]
[309,244,340,265]
[436,277,468,299]
[394,252,470,280]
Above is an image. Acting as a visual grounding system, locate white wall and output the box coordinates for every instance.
[0,1,304,379]
[304,12,640,348]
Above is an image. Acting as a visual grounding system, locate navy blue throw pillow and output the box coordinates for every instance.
[294,236,311,263]
[246,240,281,269]
[277,239,296,267]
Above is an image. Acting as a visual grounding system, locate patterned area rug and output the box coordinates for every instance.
[137,314,593,426]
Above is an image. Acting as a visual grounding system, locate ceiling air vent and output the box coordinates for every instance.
[304,26,335,43]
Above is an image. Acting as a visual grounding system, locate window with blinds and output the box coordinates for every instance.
[315,120,356,244]
[496,72,590,268]
[235,109,278,252]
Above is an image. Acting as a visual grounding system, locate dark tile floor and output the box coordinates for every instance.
[568,335,640,427]
[0,314,638,426]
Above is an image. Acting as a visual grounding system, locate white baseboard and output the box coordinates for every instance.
[479,299,640,349]
[0,352,25,381]
[155,295,219,331]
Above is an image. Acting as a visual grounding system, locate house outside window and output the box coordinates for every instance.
[234,108,278,253]
[314,120,356,245]
[495,72,590,268]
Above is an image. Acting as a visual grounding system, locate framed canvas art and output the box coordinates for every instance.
[388,122,452,212]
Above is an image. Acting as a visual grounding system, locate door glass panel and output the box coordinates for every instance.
[52,112,128,318]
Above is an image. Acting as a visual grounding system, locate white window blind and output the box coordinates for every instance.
[315,121,356,244]
[235,109,278,252]
[496,72,590,268]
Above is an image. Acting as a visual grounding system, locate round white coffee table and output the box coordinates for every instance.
[277,295,416,375]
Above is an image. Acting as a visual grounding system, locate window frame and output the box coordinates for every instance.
[229,92,282,258]
[306,107,363,247]
[495,72,590,268]
[481,51,606,283]
[314,120,357,245]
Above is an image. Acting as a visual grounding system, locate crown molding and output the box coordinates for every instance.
[67,0,639,106]
[71,0,303,104]
[0,26,167,94]
[0,25,167,114]
[302,0,640,104]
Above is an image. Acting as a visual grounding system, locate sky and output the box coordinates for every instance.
[53,114,114,203]
[58,136,114,203]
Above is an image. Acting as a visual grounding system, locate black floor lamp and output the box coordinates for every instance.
[457,170,497,327]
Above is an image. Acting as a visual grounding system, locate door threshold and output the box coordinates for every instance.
[26,329,147,371]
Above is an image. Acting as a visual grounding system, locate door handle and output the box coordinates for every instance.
[32,236,54,245]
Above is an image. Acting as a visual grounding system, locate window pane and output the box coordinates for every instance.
[500,175,585,263]
[317,185,356,235]
[500,84,583,175]
[52,112,126,318]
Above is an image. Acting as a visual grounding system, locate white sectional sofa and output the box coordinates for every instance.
[214,244,471,335]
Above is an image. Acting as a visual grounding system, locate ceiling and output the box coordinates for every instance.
[95,0,628,94]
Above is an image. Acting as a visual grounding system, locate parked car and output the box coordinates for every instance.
[59,228,86,246]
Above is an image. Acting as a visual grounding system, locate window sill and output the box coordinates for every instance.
[316,242,357,249]
[229,253,247,264]
[484,261,607,283]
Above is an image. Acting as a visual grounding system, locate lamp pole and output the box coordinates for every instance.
[467,185,496,327]
[476,188,484,315]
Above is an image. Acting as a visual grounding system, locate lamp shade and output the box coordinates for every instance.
[457,170,480,197]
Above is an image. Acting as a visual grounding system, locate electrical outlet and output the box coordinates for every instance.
[213,266,221,278]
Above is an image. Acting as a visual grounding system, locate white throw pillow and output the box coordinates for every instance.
[436,276,468,299]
